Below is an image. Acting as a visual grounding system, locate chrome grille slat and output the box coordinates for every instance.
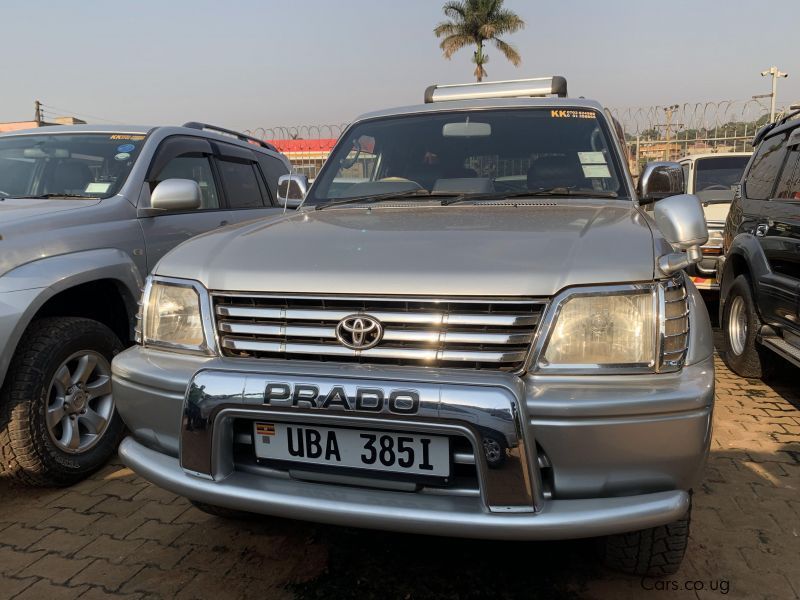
[214,294,546,371]
[659,278,690,371]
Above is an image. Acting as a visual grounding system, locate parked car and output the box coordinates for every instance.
[113,77,714,576]
[0,122,291,486]
[719,112,800,377]
[675,152,751,291]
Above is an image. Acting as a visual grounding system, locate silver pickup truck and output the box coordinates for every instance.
[0,123,290,486]
[113,77,715,576]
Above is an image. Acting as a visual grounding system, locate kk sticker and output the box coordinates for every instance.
[117,143,136,153]
[550,110,595,119]
[114,152,131,161]
[109,135,145,141]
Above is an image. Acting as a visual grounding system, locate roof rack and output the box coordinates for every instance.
[182,122,277,152]
[751,109,800,146]
[424,76,567,104]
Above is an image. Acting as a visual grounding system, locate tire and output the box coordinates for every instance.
[0,317,124,486]
[721,275,771,378]
[190,500,253,520]
[600,502,691,577]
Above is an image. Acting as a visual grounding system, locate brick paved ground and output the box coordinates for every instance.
[1,348,798,599]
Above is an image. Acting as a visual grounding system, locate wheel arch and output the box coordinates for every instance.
[719,233,770,322]
[0,249,144,386]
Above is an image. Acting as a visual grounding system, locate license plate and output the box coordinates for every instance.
[253,422,450,477]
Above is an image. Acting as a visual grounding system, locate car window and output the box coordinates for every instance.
[218,159,265,208]
[307,108,627,205]
[0,133,145,199]
[155,154,220,209]
[256,154,287,202]
[745,135,787,200]
[694,156,750,191]
[681,164,689,192]
[775,147,800,200]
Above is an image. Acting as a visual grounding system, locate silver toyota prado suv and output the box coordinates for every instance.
[113,77,715,576]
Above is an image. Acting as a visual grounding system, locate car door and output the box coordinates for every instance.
[138,135,230,270]
[740,131,791,326]
[211,141,284,225]
[761,129,800,332]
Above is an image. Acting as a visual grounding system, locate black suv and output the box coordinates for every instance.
[719,111,800,377]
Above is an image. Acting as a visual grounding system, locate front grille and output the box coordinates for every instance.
[660,278,690,371]
[213,294,546,371]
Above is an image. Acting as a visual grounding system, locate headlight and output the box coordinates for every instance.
[534,279,688,374]
[139,277,213,353]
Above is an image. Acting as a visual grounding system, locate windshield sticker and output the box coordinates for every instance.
[114,152,131,161]
[550,110,595,119]
[578,151,606,164]
[85,182,112,193]
[109,135,145,141]
[582,164,611,178]
[117,143,136,153]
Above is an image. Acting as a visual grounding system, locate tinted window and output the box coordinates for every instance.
[775,148,800,200]
[256,154,288,202]
[307,108,627,205]
[218,159,264,208]
[156,155,219,209]
[746,135,787,200]
[694,156,749,191]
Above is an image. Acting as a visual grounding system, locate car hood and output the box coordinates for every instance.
[0,197,102,226]
[158,202,657,297]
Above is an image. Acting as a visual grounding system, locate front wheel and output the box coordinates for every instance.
[600,502,691,576]
[721,275,771,378]
[0,317,124,486]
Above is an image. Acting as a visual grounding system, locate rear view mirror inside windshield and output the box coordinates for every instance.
[442,121,491,137]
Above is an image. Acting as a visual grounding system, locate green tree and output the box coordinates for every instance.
[434,0,525,82]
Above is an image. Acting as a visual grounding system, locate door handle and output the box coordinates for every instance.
[755,224,768,237]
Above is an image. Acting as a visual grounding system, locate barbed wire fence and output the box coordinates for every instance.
[247,99,795,179]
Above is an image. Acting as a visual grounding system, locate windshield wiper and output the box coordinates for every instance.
[441,188,619,206]
[13,193,97,200]
[314,189,433,210]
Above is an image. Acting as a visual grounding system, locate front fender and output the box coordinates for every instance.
[720,233,771,311]
[0,248,144,385]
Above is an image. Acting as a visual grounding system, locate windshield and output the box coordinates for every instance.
[694,155,750,192]
[0,133,146,199]
[306,108,628,206]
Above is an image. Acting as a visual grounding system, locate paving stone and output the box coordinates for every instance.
[70,558,145,592]
[0,523,52,550]
[11,578,90,600]
[29,529,94,556]
[0,576,37,600]
[76,535,144,563]
[119,565,196,597]
[0,547,47,576]
[16,552,93,584]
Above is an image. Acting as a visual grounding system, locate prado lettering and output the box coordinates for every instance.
[264,382,420,414]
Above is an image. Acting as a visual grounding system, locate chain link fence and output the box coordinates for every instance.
[248,99,793,179]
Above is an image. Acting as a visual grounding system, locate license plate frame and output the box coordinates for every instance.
[253,421,451,479]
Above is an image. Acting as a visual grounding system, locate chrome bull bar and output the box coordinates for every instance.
[180,370,541,513]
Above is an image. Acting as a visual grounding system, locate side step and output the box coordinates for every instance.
[761,336,800,368]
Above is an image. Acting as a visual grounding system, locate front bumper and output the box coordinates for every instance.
[120,436,689,540]
[113,345,713,540]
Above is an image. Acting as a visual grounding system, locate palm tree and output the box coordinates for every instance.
[434,0,525,82]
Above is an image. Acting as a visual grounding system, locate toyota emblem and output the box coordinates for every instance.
[335,315,383,350]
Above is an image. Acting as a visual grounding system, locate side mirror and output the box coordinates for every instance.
[638,162,685,204]
[277,174,308,209]
[149,179,202,212]
[654,193,709,275]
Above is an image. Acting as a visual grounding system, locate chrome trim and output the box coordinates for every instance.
[216,305,539,327]
[180,370,538,512]
[140,276,218,356]
[213,294,545,371]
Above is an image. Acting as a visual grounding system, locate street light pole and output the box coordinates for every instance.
[761,66,788,122]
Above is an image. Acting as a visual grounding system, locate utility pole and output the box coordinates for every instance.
[761,66,788,122]
[655,105,683,160]
[34,100,42,125]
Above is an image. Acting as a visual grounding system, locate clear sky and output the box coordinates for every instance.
[1,0,798,132]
